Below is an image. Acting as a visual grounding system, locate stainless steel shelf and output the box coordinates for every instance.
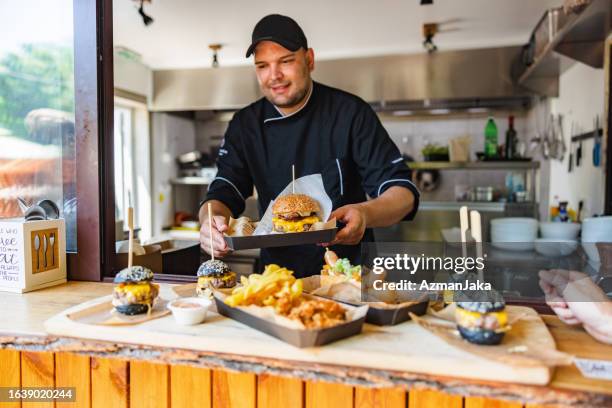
[170,177,212,185]
[407,161,539,170]
[419,201,507,212]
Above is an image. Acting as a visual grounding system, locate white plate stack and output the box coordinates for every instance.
[490,217,538,251]
[581,216,612,263]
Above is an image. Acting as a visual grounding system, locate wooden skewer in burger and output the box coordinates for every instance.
[196,203,237,298]
[112,206,159,315]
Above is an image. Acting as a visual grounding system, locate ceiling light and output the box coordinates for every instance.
[467,108,490,114]
[422,23,438,54]
[138,0,154,26]
[209,44,223,68]
[393,110,414,116]
[429,109,451,115]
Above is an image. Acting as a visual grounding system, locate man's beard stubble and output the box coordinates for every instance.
[268,82,309,109]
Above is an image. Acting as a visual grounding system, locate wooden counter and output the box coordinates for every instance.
[1,282,611,408]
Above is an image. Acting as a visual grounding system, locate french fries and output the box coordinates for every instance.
[224,264,303,314]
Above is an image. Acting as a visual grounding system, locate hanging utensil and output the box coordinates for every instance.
[568,122,574,173]
[593,115,601,167]
[576,136,583,167]
[549,114,560,160]
[558,114,566,160]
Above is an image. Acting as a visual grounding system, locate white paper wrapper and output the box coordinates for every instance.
[254,174,333,235]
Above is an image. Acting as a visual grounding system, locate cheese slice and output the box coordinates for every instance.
[115,282,157,298]
[455,307,508,329]
[272,215,320,232]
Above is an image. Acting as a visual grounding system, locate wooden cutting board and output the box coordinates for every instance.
[44,285,562,385]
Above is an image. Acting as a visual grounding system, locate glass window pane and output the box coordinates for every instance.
[0,0,77,251]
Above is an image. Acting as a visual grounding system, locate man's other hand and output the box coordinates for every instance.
[326,204,367,246]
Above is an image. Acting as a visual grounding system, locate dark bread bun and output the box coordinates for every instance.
[197,260,231,277]
[114,265,154,283]
[114,303,149,315]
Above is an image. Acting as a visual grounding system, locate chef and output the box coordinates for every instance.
[199,14,419,278]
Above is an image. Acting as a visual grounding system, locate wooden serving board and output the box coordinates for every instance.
[44,285,559,385]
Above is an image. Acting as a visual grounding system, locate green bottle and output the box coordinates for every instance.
[484,117,498,158]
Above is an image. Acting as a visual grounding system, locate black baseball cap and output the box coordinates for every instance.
[245,14,308,58]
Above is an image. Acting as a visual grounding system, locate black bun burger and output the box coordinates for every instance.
[196,260,237,298]
[455,292,508,345]
[112,266,159,315]
[272,193,321,233]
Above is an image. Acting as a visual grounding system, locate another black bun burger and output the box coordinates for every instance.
[196,260,237,298]
[112,266,159,315]
[455,291,508,345]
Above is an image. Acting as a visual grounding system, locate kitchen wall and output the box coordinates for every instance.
[114,50,152,102]
[381,113,529,161]
[380,112,530,202]
[548,62,606,219]
[151,113,197,236]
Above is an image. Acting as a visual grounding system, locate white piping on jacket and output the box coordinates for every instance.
[336,159,344,196]
[263,82,314,124]
[210,177,245,201]
[377,178,420,198]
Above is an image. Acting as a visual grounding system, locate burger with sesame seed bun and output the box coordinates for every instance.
[272,193,321,233]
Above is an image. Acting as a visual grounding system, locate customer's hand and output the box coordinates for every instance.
[199,213,231,258]
[325,204,367,246]
[539,269,612,344]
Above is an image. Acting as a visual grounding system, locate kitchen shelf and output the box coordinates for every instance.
[170,177,212,185]
[407,161,540,170]
[515,0,610,95]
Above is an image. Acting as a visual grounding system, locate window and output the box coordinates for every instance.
[0,0,77,251]
[114,105,135,232]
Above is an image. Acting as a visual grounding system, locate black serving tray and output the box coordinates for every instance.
[301,276,429,326]
[223,228,337,250]
[213,292,367,348]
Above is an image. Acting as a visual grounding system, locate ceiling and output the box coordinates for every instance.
[113,0,562,69]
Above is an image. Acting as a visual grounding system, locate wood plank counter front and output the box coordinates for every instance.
[1,282,611,408]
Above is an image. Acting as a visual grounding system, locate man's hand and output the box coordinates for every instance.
[326,204,367,245]
[199,200,233,258]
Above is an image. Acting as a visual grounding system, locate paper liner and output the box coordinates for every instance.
[303,275,427,308]
[214,291,366,330]
[253,174,333,235]
[411,304,574,367]
[302,275,429,325]
[66,296,170,326]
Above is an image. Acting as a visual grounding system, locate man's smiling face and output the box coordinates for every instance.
[253,41,314,111]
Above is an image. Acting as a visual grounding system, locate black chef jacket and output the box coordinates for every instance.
[204,81,420,278]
